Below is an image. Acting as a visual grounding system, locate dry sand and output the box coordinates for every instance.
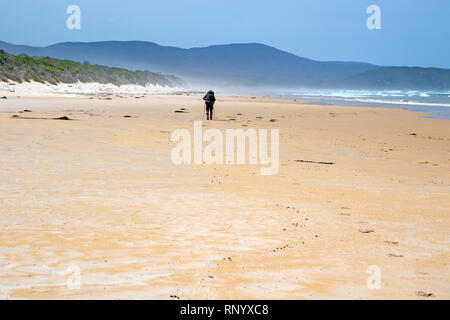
[0,93,449,299]
[0,81,183,96]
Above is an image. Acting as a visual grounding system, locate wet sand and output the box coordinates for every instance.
[0,93,449,299]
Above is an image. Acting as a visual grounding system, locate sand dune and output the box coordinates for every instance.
[0,81,183,96]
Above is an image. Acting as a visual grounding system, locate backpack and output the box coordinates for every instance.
[206,92,216,103]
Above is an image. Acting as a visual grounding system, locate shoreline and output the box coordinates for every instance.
[290,96,450,120]
[2,81,449,120]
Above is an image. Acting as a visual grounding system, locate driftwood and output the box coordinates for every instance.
[11,115,72,120]
[295,160,335,165]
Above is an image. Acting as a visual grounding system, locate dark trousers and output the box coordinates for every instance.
[205,103,214,120]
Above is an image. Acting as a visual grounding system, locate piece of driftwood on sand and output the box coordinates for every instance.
[295,160,335,165]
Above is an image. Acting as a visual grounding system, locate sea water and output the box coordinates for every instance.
[281,89,450,119]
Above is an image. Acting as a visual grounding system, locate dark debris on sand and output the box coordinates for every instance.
[11,115,72,120]
[359,229,374,234]
[295,160,335,165]
[415,291,434,298]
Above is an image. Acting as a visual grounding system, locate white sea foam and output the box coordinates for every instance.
[283,89,450,108]
[343,98,450,108]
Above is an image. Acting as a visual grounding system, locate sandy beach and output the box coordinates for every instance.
[0,93,448,299]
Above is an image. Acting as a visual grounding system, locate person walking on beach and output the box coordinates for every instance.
[203,90,216,120]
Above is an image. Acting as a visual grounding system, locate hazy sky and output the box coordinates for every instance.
[1,0,449,68]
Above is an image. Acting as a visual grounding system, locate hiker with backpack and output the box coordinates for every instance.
[203,90,216,120]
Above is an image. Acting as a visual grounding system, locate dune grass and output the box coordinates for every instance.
[0,49,183,87]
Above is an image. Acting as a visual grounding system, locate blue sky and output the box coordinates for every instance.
[0,0,449,68]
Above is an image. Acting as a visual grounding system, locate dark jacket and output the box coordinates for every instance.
[203,91,216,103]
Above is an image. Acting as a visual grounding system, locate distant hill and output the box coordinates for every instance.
[0,40,448,90]
[335,67,450,90]
[0,49,183,87]
[0,41,377,87]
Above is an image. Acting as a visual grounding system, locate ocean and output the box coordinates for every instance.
[280,89,450,120]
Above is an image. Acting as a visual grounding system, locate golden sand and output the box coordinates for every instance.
[0,94,448,299]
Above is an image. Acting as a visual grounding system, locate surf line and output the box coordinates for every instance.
[171,121,279,175]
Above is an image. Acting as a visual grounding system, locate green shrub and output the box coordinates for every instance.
[0,51,183,86]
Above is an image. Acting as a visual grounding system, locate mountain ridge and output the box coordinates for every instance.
[0,40,448,90]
